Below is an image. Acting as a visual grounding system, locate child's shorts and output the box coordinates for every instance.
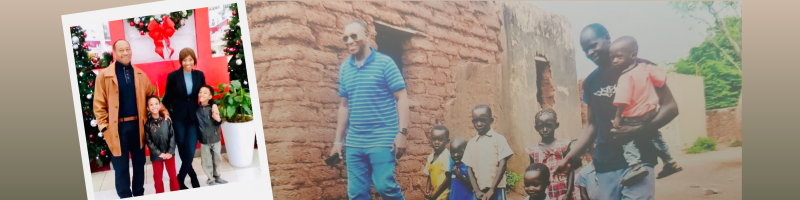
[620,109,658,126]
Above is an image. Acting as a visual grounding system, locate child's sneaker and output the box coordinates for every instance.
[621,164,649,186]
[656,162,683,179]
[207,179,218,186]
[215,178,229,184]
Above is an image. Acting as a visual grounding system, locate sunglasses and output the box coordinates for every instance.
[342,34,358,42]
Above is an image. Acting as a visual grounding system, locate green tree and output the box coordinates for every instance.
[671,16,742,110]
[71,26,115,167]
[669,1,741,60]
[670,1,742,110]
[224,3,249,92]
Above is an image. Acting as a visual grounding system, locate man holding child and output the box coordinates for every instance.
[556,23,681,200]
[329,20,411,200]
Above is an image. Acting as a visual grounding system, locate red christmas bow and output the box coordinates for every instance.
[147,16,176,59]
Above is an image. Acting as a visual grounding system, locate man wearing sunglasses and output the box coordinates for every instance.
[329,20,410,200]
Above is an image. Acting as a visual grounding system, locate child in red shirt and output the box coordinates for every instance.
[610,36,682,186]
[525,109,581,200]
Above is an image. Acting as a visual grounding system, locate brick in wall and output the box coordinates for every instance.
[409,4,434,21]
[404,37,435,51]
[321,1,354,14]
[306,9,338,29]
[257,2,307,24]
[266,22,316,44]
[313,27,346,50]
[706,107,742,143]
[252,44,308,63]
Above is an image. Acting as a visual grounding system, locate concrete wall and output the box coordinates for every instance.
[658,73,708,151]
[497,1,582,191]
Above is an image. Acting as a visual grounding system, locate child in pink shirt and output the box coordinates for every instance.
[610,36,682,186]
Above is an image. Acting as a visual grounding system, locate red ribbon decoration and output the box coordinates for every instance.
[147,16,176,59]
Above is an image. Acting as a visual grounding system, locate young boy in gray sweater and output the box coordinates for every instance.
[197,85,227,185]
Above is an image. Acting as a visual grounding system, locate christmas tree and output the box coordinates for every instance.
[224,3,249,91]
[71,26,114,167]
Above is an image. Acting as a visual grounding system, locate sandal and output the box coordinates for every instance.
[656,162,683,179]
[622,164,649,186]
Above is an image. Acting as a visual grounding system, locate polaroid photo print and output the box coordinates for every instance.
[61,0,271,199]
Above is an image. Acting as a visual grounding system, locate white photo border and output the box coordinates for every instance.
[61,0,272,199]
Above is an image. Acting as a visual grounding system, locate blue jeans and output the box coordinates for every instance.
[620,110,675,166]
[651,134,675,164]
[174,120,199,188]
[345,147,405,200]
[623,133,675,166]
[596,165,655,200]
[111,121,146,198]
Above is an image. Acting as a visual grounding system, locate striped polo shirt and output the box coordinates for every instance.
[338,47,407,148]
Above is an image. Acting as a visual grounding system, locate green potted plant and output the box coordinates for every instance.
[216,80,255,167]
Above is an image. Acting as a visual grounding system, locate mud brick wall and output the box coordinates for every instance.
[498,2,582,194]
[579,78,587,126]
[706,107,742,143]
[246,1,504,199]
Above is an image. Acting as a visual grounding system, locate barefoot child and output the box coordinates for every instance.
[576,161,598,200]
[463,104,514,200]
[576,144,598,200]
[523,163,552,200]
[197,85,227,186]
[609,36,682,186]
[449,136,475,200]
[144,96,179,193]
[524,109,580,200]
[424,125,453,200]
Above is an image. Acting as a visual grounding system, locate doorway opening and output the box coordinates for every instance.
[374,20,422,76]
[534,55,556,109]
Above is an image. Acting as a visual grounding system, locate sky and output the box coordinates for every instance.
[525,1,715,80]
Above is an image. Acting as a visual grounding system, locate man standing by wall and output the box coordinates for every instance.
[94,40,167,198]
[557,24,680,200]
[329,20,410,200]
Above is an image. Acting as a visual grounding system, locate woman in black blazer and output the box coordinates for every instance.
[161,48,206,189]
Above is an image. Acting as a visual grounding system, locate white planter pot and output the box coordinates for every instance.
[221,120,256,168]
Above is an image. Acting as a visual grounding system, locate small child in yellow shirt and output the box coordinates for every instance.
[424,125,453,200]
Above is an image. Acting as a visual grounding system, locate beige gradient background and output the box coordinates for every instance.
[0,0,774,199]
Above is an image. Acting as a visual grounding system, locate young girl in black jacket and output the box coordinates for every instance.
[145,96,179,193]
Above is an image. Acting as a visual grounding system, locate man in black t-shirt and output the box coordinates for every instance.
[555,23,680,200]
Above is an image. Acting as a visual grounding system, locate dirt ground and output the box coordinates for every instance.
[654,146,742,200]
[506,146,743,200]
